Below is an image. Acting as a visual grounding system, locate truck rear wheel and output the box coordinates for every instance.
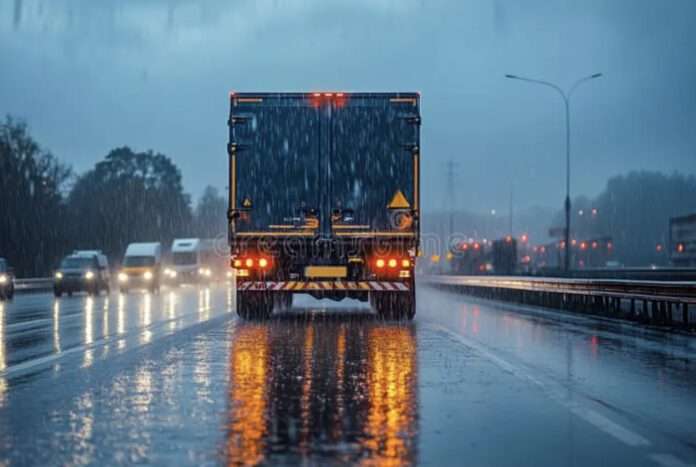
[236,291,273,320]
[372,290,416,321]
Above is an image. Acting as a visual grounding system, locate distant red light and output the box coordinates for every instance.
[473,243,480,250]
[324,92,333,97]
[677,243,685,253]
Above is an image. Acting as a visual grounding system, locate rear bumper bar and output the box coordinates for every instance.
[237,280,410,292]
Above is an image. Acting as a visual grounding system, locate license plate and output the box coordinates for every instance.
[304,266,348,278]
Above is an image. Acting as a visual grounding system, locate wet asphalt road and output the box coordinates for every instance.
[0,284,695,466]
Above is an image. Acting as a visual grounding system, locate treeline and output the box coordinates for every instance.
[552,171,696,266]
[0,117,227,277]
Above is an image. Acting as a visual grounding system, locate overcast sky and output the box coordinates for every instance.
[2,0,695,213]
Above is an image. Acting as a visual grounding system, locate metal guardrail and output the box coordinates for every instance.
[534,267,696,282]
[425,275,696,330]
[14,277,53,293]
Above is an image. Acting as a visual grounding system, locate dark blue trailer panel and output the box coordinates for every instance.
[227,92,420,237]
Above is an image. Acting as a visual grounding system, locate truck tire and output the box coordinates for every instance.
[372,290,416,321]
[236,291,273,320]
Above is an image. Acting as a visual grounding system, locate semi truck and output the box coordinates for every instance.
[227,92,421,320]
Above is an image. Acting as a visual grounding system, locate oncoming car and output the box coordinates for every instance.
[0,257,16,300]
[54,250,111,297]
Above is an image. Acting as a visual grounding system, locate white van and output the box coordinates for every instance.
[118,242,162,293]
[168,238,216,284]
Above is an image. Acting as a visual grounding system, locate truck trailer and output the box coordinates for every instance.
[227,92,421,320]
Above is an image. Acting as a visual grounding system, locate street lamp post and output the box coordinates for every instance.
[505,72,602,272]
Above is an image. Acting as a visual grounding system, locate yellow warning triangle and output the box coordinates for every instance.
[387,190,410,209]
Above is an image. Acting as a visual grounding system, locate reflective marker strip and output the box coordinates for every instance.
[236,281,410,291]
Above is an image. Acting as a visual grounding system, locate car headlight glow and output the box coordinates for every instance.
[170,270,177,278]
[85,270,95,280]
[0,274,7,284]
[55,272,63,280]
[118,272,128,282]
[143,271,153,280]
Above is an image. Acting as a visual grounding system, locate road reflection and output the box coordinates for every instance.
[225,316,418,465]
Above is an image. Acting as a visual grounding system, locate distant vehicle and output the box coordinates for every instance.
[166,238,217,284]
[0,257,16,300]
[450,240,488,275]
[54,250,110,297]
[118,242,162,293]
[670,213,696,267]
[227,92,420,320]
[492,237,517,275]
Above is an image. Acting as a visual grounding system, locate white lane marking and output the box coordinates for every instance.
[430,324,651,448]
[5,318,51,332]
[568,404,650,447]
[651,453,696,467]
[0,307,232,378]
[5,310,84,334]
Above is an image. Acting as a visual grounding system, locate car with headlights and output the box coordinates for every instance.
[0,258,16,300]
[54,251,110,297]
[118,242,162,293]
